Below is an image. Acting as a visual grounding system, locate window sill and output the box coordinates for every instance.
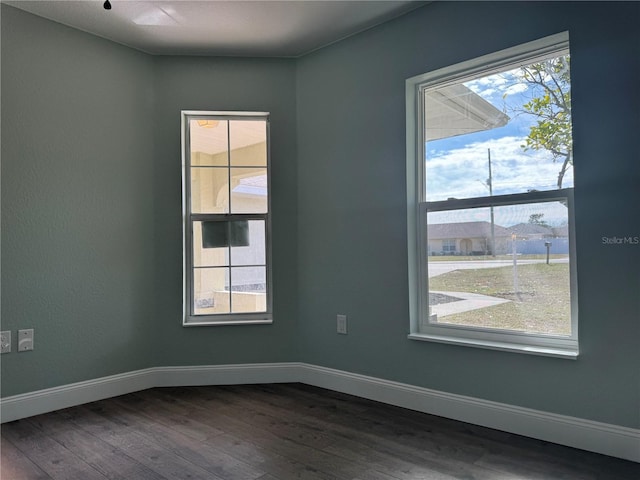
[408,333,578,359]
[184,318,273,327]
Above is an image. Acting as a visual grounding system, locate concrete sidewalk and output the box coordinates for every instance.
[428,258,569,278]
[430,290,510,316]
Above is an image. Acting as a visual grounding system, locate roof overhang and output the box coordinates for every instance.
[425,84,510,141]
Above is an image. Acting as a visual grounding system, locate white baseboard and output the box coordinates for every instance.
[1,368,158,424]
[298,363,640,463]
[1,362,638,462]
[0,363,298,425]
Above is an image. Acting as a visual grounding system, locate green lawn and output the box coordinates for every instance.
[428,263,571,335]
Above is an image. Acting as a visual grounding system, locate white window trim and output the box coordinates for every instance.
[181,111,273,326]
[406,32,579,358]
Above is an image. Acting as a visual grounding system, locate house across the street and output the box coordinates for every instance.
[427,221,512,255]
[428,221,570,256]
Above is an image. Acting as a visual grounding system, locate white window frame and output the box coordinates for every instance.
[181,111,273,326]
[406,32,579,358]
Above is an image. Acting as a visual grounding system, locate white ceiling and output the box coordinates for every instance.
[5,0,427,57]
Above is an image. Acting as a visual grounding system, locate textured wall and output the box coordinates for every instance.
[151,56,298,365]
[295,1,640,428]
[1,6,299,395]
[1,5,156,395]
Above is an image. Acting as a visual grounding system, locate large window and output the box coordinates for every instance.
[406,33,578,357]
[182,112,272,325]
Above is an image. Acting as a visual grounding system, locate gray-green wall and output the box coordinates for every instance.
[151,56,298,366]
[296,1,639,429]
[2,2,638,430]
[1,5,298,394]
[1,6,157,394]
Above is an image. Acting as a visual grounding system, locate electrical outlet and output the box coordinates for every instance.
[18,329,34,352]
[337,314,348,334]
[0,331,11,354]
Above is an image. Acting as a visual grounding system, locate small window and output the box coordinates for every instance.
[442,239,457,254]
[182,112,272,325]
[406,33,578,357]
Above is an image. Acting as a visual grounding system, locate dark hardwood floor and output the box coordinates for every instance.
[1,383,638,479]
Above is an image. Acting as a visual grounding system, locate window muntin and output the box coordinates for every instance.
[183,112,271,325]
[407,33,578,356]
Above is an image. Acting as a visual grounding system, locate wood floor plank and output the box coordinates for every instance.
[25,411,166,480]
[269,383,504,452]
[146,387,391,479]
[97,397,266,480]
[110,395,331,480]
[168,386,508,480]
[205,385,503,480]
[1,419,108,480]
[111,392,225,441]
[1,435,52,480]
[55,403,225,480]
[239,383,489,457]
[3,384,639,480]
[110,392,338,480]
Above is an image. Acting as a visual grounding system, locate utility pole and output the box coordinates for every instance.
[488,149,496,258]
[512,233,519,294]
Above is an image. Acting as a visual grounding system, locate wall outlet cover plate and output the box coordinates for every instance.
[0,331,11,354]
[18,329,34,352]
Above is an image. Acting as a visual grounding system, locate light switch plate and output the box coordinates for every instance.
[337,314,347,334]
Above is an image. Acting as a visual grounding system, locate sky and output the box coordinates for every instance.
[425,63,573,227]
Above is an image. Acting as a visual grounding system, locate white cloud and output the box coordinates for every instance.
[504,83,528,95]
[464,69,525,102]
[426,136,573,202]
